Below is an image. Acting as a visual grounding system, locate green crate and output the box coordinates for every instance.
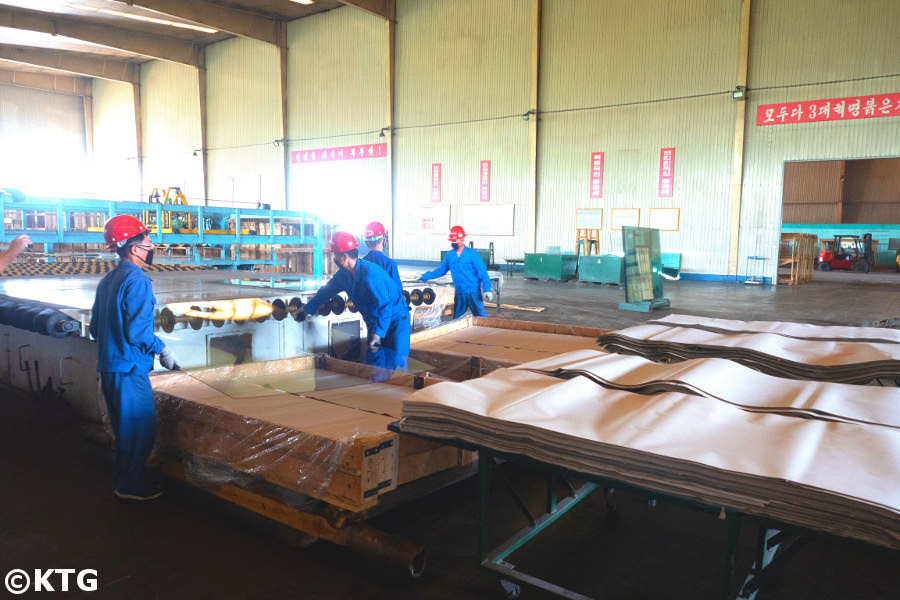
[577,254,623,284]
[524,253,578,281]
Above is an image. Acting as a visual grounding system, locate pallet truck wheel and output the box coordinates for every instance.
[819,262,831,272]
[855,262,869,273]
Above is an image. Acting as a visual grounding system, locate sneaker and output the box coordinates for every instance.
[114,484,163,501]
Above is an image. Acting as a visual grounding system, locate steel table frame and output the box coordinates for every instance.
[390,423,851,600]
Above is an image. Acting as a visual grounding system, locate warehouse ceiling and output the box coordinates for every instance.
[0,0,390,83]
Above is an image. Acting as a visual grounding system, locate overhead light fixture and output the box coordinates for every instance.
[379,127,390,138]
[290,0,316,4]
[67,4,218,33]
[732,85,747,100]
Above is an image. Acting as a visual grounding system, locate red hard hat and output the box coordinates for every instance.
[330,231,359,254]
[364,221,386,241]
[103,215,149,249]
[448,225,466,242]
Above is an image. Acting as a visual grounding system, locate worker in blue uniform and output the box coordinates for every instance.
[90,215,180,501]
[361,220,403,295]
[420,225,493,318]
[297,231,410,371]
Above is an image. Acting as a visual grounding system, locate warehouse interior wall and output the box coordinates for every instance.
[1,0,897,279]
[392,0,532,264]
[537,0,739,275]
[0,83,88,197]
[91,78,140,203]
[140,60,204,205]
[286,8,390,231]
[740,0,900,281]
[205,37,284,209]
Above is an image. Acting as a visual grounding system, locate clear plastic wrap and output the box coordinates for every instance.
[149,354,472,512]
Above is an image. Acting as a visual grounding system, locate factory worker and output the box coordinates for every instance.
[297,231,410,370]
[420,225,493,318]
[361,221,403,295]
[89,215,180,501]
[0,234,32,272]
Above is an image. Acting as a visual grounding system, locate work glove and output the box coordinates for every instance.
[483,291,494,303]
[159,346,181,371]
[294,305,308,322]
[369,334,382,351]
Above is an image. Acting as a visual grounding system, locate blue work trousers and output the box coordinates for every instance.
[100,367,156,495]
[366,314,411,375]
[453,291,487,319]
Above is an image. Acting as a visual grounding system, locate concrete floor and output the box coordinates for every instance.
[2,272,900,599]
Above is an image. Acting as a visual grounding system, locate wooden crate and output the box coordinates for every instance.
[152,355,468,513]
[778,233,818,285]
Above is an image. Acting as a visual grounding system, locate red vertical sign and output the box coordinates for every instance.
[589,152,604,198]
[479,160,491,202]
[431,163,442,203]
[658,147,675,197]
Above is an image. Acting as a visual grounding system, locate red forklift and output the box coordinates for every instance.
[817,234,874,273]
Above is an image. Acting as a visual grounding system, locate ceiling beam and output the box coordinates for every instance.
[0,67,88,96]
[0,5,201,66]
[337,0,394,21]
[0,44,137,83]
[108,0,283,46]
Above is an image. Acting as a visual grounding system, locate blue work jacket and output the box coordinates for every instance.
[89,261,165,373]
[422,246,492,294]
[362,249,403,295]
[304,259,408,338]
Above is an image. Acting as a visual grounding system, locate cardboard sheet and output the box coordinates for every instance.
[399,361,900,550]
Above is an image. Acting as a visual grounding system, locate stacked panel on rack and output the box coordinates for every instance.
[596,314,900,384]
[398,348,900,550]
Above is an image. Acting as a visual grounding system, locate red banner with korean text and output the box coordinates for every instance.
[589,152,604,198]
[658,148,675,198]
[431,163,442,203]
[479,160,491,203]
[756,93,900,126]
[291,143,387,163]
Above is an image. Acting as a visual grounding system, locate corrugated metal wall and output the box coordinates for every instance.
[393,0,531,262]
[140,60,203,203]
[740,0,900,279]
[91,78,140,202]
[286,7,390,231]
[539,0,740,273]
[0,83,87,196]
[206,37,284,208]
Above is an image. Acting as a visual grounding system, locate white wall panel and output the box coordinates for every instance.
[206,37,284,208]
[393,0,531,262]
[91,78,140,202]
[0,83,88,197]
[740,0,900,280]
[287,7,389,231]
[538,0,740,275]
[140,60,203,203]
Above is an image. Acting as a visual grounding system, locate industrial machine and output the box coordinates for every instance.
[817,234,874,273]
